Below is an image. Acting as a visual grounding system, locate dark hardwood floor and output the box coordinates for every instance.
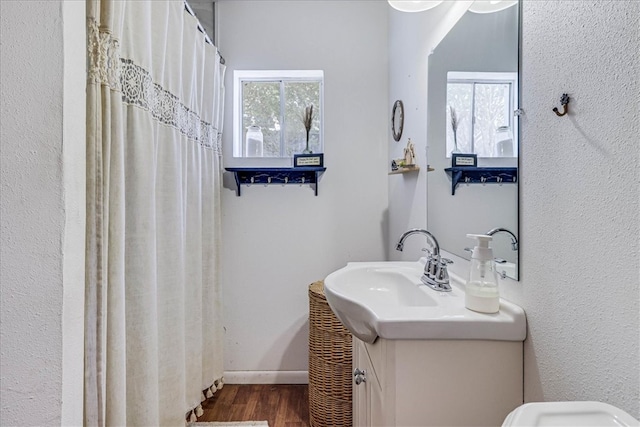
[199,384,310,427]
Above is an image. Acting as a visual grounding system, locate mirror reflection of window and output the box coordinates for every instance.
[446,71,518,158]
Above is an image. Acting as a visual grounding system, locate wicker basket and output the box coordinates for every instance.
[308,281,353,427]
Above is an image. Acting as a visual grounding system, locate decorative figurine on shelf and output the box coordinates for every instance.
[404,138,416,167]
[301,104,314,154]
[449,105,461,154]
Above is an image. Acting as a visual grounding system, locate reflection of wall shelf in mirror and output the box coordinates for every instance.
[388,166,420,175]
[226,167,326,196]
[444,167,517,195]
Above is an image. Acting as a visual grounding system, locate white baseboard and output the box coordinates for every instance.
[223,370,308,384]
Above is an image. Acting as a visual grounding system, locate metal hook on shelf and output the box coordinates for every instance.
[553,93,570,117]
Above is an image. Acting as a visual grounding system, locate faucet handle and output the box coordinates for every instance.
[434,258,451,283]
[430,253,440,276]
[423,253,437,278]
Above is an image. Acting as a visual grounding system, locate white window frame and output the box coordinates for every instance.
[446,71,519,163]
[232,70,324,167]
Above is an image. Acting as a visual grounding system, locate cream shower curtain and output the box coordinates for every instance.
[85,1,225,425]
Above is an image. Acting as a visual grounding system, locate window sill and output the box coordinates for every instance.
[224,156,298,169]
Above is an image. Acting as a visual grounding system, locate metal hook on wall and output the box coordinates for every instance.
[553,93,570,117]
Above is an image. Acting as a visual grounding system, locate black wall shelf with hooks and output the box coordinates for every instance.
[225,167,327,196]
[444,167,517,195]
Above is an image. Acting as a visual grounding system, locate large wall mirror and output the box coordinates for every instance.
[427,1,520,279]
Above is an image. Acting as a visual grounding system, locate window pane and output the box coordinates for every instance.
[284,82,321,156]
[473,83,511,157]
[242,81,281,157]
[235,71,324,162]
[446,83,473,155]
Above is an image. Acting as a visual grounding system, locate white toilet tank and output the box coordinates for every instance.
[502,401,639,427]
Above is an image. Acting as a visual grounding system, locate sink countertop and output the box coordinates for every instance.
[324,256,527,343]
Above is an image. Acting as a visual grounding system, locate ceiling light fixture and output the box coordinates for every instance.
[468,0,518,14]
[388,1,444,13]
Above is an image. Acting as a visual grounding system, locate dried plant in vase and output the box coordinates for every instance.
[301,104,314,154]
[449,105,461,154]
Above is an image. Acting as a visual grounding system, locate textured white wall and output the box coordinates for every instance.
[501,0,639,418]
[0,1,85,425]
[218,1,389,381]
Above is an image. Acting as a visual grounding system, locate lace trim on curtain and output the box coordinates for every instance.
[86,18,220,152]
[120,59,219,151]
[87,18,121,90]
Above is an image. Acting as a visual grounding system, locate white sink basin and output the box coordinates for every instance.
[502,402,640,426]
[324,260,526,343]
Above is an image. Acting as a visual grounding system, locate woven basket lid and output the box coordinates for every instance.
[309,281,325,296]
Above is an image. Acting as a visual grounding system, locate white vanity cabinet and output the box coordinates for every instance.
[352,337,523,427]
[353,338,383,427]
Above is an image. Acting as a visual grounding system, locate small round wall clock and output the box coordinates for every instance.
[392,100,404,142]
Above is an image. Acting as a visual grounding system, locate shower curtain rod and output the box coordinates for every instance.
[184,0,226,64]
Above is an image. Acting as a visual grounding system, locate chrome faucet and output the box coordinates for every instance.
[395,229,452,292]
[486,227,519,251]
[396,228,440,254]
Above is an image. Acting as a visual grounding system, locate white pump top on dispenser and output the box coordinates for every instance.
[465,234,500,313]
[468,234,493,261]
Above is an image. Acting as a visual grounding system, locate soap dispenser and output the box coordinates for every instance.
[465,234,500,313]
